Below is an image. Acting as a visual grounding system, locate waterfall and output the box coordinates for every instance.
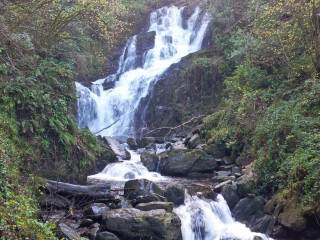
[174,193,271,240]
[76,5,210,137]
[77,5,272,240]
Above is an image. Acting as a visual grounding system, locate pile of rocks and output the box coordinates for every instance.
[41,179,184,240]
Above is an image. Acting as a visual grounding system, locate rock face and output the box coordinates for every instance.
[164,183,185,206]
[136,31,156,56]
[102,208,182,240]
[220,184,240,210]
[158,149,218,177]
[233,196,265,224]
[124,179,164,203]
[134,50,223,137]
[103,137,131,160]
[140,152,160,171]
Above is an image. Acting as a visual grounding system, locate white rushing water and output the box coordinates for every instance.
[88,149,166,182]
[175,193,271,240]
[76,5,210,137]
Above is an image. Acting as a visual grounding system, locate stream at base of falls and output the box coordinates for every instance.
[87,145,272,240]
[76,4,273,240]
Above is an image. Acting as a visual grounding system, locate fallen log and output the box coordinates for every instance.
[45,180,112,199]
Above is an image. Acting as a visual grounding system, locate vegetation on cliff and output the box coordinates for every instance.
[0,0,151,238]
[203,0,320,215]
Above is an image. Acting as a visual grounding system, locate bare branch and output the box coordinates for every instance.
[143,115,205,137]
[93,118,120,135]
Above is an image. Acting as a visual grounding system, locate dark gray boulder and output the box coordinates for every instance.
[164,183,185,206]
[251,215,275,234]
[127,137,139,150]
[140,152,160,171]
[136,31,156,56]
[233,196,265,223]
[102,208,182,240]
[158,149,218,177]
[124,179,164,201]
[221,184,240,210]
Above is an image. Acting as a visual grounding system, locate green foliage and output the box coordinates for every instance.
[0,0,146,237]
[254,79,320,206]
[204,0,320,210]
[0,111,57,239]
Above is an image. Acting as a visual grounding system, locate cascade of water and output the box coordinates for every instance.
[78,5,273,240]
[88,149,165,182]
[76,5,210,137]
[174,193,272,240]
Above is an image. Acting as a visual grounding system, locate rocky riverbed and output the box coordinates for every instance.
[40,129,319,240]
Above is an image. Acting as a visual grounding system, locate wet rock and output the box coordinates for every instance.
[102,208,181,240]
[136,31,156,56]
[203,143,227,158]
[181,5,197,29]
[164,183,185,206]
[136,137,157,148]
[233,196,265,223]
[186,133,201,149]
[58,223,81,240]
[235,165,256,198]
[221,183,240,210]
[127,137,138,150]
[135,201,174,212]
[84,203,109,220]
[140,152,160,171]
[159,149,217,177]
[96,231,120,240]
[124,179,164,201]
[251,215,275,234]
[102,74,117,91]
[103,137,130,160]
[204,191,218,201]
